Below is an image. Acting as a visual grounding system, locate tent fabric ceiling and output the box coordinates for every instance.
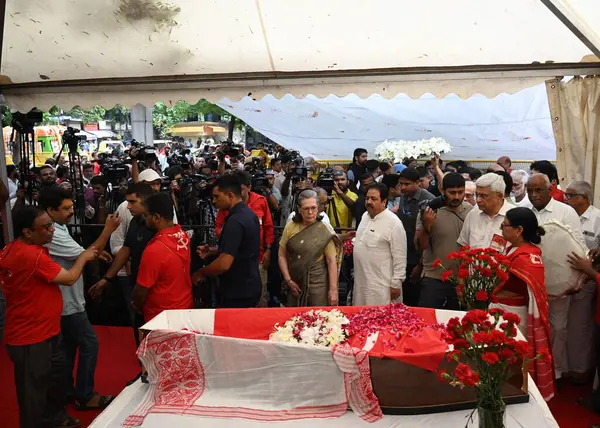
[217,84,555,161]
[1,0,599,110]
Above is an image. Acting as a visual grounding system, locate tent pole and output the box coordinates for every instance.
[540,0,600,59]
[0,0,11,244]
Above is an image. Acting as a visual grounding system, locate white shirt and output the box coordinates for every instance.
[579,205,600,250]
[532,198,586,248]
[457,201,511,250]
[353,209,407,306]
[514,193,533,209]
[273,171,286,191]
[7,178,18,200]
[286,211,331,225]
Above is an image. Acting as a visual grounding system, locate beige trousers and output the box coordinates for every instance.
[549,296,571,379]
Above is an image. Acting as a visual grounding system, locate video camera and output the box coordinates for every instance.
[219,139,244,159]
[101,159,129,186]
[180,174,219,199]
[251,171,269,195]
[62,126,87,153]
[128,139,157,164]
[317,167,335,195]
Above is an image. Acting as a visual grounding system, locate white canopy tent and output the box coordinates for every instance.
[217,83,555,161]
[1,0,600,110]
[1,0,600,242]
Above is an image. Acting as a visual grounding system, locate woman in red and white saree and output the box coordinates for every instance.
[494,207,555,401]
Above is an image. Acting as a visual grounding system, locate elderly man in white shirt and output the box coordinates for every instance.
[511,170,533,208]
[527,173,586,382]
[457,173,511,252]
[564,180,600,382]
[353,182,407,306]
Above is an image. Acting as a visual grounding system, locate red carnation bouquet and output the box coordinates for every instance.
[434,246,510,310]
[439,308,551,428]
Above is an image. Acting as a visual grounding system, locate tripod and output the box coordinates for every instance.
[11,113,40,205]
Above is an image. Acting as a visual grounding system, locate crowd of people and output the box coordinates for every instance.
[2,140,600,428]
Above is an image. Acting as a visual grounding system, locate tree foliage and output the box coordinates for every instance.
[152,100,230,139]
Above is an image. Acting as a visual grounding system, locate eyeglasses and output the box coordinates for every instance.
[31,222,54,232]
[300,206,318,213]
[500,223,514,231]
[564,193,582,200]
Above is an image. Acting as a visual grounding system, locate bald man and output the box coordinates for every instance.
[497,156,512,172]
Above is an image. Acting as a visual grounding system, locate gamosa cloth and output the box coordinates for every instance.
[123,330,381,426]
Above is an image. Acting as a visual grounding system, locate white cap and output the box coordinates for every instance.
[139,169,161,183]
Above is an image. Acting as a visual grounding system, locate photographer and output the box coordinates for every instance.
[85,175,110,224]
[215,171,274,307]
[327,171,358,229]
[193,174,262,308]
[265,169,281,212]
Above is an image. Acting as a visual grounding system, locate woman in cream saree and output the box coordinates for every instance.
[278,190,343,306]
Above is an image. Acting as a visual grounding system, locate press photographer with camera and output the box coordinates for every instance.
[215,170,274,307]
[326,171,358,229]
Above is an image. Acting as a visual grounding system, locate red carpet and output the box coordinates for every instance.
[0,326,139,428]
[0,326,599,427]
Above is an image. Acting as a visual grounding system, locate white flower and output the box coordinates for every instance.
[269,309,349,347]
[374,137,452,163]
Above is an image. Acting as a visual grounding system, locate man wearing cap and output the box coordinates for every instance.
[264,169,281,213]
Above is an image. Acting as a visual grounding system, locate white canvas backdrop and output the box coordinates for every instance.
[217,84,555,161]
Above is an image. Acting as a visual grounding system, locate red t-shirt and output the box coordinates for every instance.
[0,240,63,345]
[552,187,566,203]
[136,225,193,322]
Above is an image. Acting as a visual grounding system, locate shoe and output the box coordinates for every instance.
[125,372,142,386]
[53,416,81,428]
[75,394,114,411]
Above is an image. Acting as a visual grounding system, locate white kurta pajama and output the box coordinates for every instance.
[353,209,407,306]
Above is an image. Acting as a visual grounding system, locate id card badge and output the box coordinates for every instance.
[259,217,263,226]
[490,233,507,253]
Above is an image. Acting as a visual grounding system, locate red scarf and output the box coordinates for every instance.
[507,244,555,401]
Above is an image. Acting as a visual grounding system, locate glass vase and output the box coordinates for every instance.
[477,405,506,428]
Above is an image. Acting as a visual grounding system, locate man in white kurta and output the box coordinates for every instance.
[528,173,586,381]
[353,184,407,306]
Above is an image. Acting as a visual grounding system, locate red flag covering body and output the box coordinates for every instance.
[213,306,446,371]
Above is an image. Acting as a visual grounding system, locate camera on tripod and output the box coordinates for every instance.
[251,171,269,195]
[182,174,218,199]
[11,111,43,133]
[317,168,335,195]
[62,127,87,153]
[101,159,129,186]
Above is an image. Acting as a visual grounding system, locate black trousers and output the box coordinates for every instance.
[418,276,460,310]
[221,296,261,308]
[402,264,421,307]
[6,334,68,428]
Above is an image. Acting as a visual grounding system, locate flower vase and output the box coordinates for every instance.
[477,405,506,428]
[466,301,490,311]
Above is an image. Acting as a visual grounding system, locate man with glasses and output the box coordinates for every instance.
[458,173,511,252]
[1,206,98,428]
[564,181,600,384]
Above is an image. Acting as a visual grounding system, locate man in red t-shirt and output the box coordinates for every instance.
[1,206,97,428]
[133,193,193,322]
[215,170,274,307]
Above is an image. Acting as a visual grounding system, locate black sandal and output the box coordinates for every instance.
[54,416,81,428]
[75,394,114,411]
